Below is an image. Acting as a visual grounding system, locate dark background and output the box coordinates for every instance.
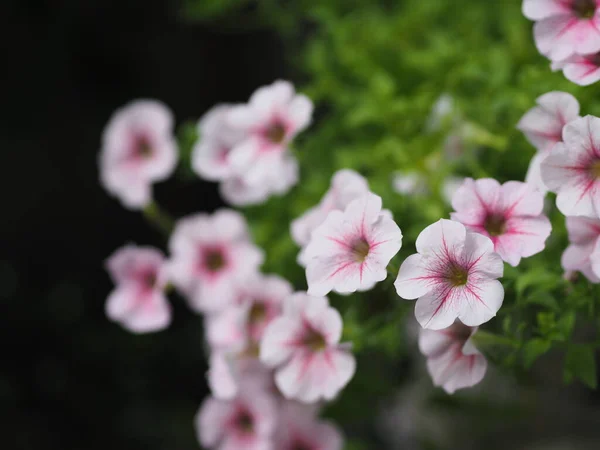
[1,1,286,448]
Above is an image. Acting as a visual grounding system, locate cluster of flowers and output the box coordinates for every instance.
[519,90,600,280]
[523,0,600,85]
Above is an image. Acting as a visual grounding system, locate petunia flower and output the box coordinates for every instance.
[207,353,273,400]
[291,169,370,265]
[450,178,552,266]
[552,51,600,85]
[562,216,600,281]
[395,219,504,330]
[104,245,171,333]
[260,292,356,403]
[418,321,487,394]
[192,104,244,182]
[205,273,293,359]
[303,193,403,296]
[168,210,264,313]
[274,401,344,450]
[99,100,178,209]
[227,80,313,185]
[523,0,600,61]
[220,155,299,207]
[540,115,600,217]
[195,376,277,450]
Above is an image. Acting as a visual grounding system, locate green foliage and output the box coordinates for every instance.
[183,0,600,434]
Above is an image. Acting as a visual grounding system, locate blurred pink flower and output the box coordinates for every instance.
[395,219,504,330]
[562,216,600,281]
[540,115,600,217]
[304,193,402,296]
[206,273,293,355]
[220,155,299,206]
[419,321,487,394]
[260,293,356,403]
[517,91,580,153]
[450,178,552,266]
[104,245,171,333]
[195,376,277,450]
[192,104,244,181]
[523,0,600,61]
[99,100,177,209]
[168,210,264,313]
[274,401,344,450]
[207,353,273,400]
[552,51,600,85]
[291,169,370,265]
[227,80,313,185]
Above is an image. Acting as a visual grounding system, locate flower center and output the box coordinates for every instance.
[235,410,254,432]
[484,214,506,237]
[572,0,596,18]
[588,51,600,66]
[589,160,600,179]
[302,328,327,352]
[135,135,153,158]
[143,271,157,289]
[291,440,313,450]
[248,302,267,325]
[204,250,225,272]
[447,263,468,287]
[266,122,286,144]
[351,238,370,262]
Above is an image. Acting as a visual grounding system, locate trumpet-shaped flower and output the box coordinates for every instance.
[304,193,403,296]
[562,216,600,281]
[104,245,171,333]
[220,156,299,207]
[541,115,600,217]
[450,178,552,266]
[206,274,293,355]
[418,322,487,394]
[168,210,264,313]
[260,293,356,403]
[291,170,369,265]
[99,100,177,209]
[395,219,504,330]
[227,80,313,185]
[517,91,580,153]
[523,0,600,61]
[195,377,277,450]
[192,104,244,181]
[552,52,600,85]
[274,402,344,450]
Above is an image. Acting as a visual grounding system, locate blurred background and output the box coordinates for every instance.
[5,1,600,449]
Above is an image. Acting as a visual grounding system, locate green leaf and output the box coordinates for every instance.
[564,344,597,389]
[522,338,551,369]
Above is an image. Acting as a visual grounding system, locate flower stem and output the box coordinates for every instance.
[143,201,175,236]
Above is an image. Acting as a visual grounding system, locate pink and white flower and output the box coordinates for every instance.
[195,377,277,450]
[541,115,600,217]
[523,0,600,61]
[419,322,487,394]
[207,353,273,400]
[552,52,600,85]
[395,219,504,330]
[206,273,293,355]
[450,178,552,266]
[274,401,344,450]
[303,193,403,296]
[192,104,244,181]
[227,80,313,185]
[517,91,580,153]
[104,245,171,333]
[260,292,356,403]
[291,169,369,265]
[168,210,264,313]
[99,100,178,209]
[220,155,299,207]
[562,216,600,281]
